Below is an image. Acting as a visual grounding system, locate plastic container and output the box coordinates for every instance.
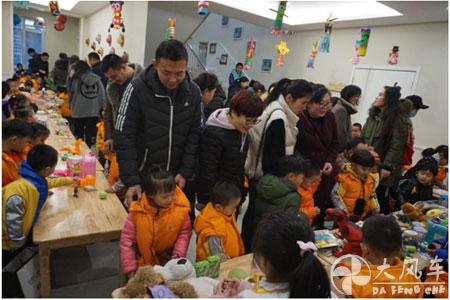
[67,155,83,177]
[81,152,96,178]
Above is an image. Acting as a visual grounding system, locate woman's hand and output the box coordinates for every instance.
[322,162,333,175]
[380,169,391,179]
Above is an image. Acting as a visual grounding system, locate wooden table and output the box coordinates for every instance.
[33,110,127,297]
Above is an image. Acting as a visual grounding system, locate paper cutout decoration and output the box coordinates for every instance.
[85,38,90,46]
[48,1,60,16]
[96,34,102,44]
[14,1,29,10]
[244,38,256,70]
[35,17,45,26]
[56,14,67,24]
[357,27,371,57]
[97,47,104,57]
[54,21,64,31]
[121,51,129,63]
[275,40,290,66]
[271,1,287,36]
[106,34,112,46]
[91,41,97,51]
[318,15,338,53]
[166,18,175,40]
[306,41,318,68]
[117,34,125,47]
[388,46,399,65]
[109,47,116,54]
[110,1,125,31]
[13,14,21,26]
[352,39,361,65]
[198,1,209,15]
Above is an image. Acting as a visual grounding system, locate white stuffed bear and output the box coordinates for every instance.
[154,258,218,298]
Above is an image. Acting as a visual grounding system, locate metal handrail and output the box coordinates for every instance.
[186,42,208,72]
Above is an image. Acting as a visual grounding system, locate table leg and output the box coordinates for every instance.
[39,243,51,298]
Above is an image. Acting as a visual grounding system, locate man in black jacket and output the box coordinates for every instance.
[114,40,201,205]
[88,52,108,88]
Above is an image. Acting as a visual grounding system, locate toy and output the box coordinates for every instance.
[166,18,175,41]
[35,17,45,26]
[195,255,221,278]
[117,34,125,47]
[121,51,129,63]
[73,185,79,198]
[54,22,64,32]
[325,208,363,257]
[61,152,70,161]
[352,39,361,65]
[67,155,83,177]
[357,27,371,57]
[306,40,318,68]
[275,40,290,66]
[95,34,101,44]
[388,46,399,65]
[109,47,116,54]
[85,38,90,46]
[61,138,82,155]
[99,191,108,199]
[80,174,96,187]
[48,1,60,16]
[91,41,97,51]
[198,1,209,15]
[109,1,125,31]
[270,1,288,36]
[106,34,112,47]
[56,14,67,24]
[405,245,416,253]
[401,202,427,222]
[97,47,104,57]
[13,14,22,26]
[244,37,256,70]
[318,14,338,53]
[227,268,249,279]
[124,265,165,298]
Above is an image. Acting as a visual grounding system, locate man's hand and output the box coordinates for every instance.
[322,162,333,175]
[175,174,186,189]
[103,139,114,155]
[124,184,142,207]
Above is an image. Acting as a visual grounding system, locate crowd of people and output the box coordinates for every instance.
[2,39,448,298]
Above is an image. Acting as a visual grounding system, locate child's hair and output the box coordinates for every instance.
[8,93,29,110]
[253,211,330,298]
[352,122,362,130]
[415,158,438,176]
[31,122,50,139]
[13,106,35,121]
[194,72,218,92]
[2,118,33,139]
[267,78,313,104]
[340,84,362,101]
[25,80,33,88]
[27,144,58,172]
[278,155,320,178]
[350,150,375,168]
[236,62,244,68]
[238,76,249,84]
[346,137,364,151]
[210,181,241,206]
[362,215,402,257]
[435,145,448,160]
[142,168,176,196]
[421,147,435,158]
[30,102,38,113]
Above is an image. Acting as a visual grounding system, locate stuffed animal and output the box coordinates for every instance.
[125,265,165,298]
[325,208,363,257]
[402,203,427,222]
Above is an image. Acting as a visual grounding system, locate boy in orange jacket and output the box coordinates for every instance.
[297,161,322,225]
[194,182,245,262]
[2,119,33,186]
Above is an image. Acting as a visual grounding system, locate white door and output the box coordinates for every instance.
[350,65,421,124]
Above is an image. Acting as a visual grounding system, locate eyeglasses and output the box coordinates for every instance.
[319,101,331,108]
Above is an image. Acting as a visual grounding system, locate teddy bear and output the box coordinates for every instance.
[401,202,427,222]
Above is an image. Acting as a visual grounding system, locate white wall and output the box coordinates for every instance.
[2,1,14,78]
[284,22,448,149]
[81,1,148,66]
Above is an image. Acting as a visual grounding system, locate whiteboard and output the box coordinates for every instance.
[350,65,421,124]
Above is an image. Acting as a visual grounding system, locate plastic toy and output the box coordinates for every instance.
[79,174,96,188]
[194,255,220,278]
[85,38,90,46]
[306,40,318,68]
[48,1,60,16]
[318,14,338,53]
[388,46,399,65]
[227,268,249,280]
[244,37,255,70]
[95,33,101,44]
[61,138,82,155]
[166,18,175,41]
[198,1,209,15]
[325,208,363,257]
[67,155,83,177]
[275,40,290,66]
[106,34,112,46]
[270,1,287,36]
[99,191,108,199]
[109,1,125,31]
[81,153,96,177]
[357,27,371,57]
[117,34,125,47]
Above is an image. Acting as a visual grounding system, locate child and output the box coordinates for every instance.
[96,108,106,167]
[352,122,362,138]
[15,63,25,77]
[215,211,330,297]
[435,145,448,185]
[2,145,73,260]
[253,155,314,229]
[23,123,50,155]
[194,182,245,262]
[13,106,38,123]
[335,137,367,170]
[345,215,422,298]
[331,150,379,220]
[398,158,437,205]
[2,119,33,186]
[297,160,322,225]
[120,170,192,277]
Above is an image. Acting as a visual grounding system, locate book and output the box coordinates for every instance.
[314,229,340,249]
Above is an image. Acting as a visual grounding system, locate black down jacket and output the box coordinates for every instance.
[114,65,202,187]
[197,108,248,204]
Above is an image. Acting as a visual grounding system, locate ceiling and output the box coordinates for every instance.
[28,1,109,18]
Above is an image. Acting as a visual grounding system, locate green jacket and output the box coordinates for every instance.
[362,112,409,187]
[254,174,301,228]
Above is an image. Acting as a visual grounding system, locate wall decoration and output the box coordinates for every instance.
[244,38,256,70]
[48,1,60,16]
[54,14,67,32]
[117,33,125,47]
[85,38,90,46]
[97,47,104,57]
[209,43,216,54]
[108,1,125,47]
[221,16,229,27]
[219,54,228,65]
[306,40,318,68]
[198,1,209,15]
[165,18,175,40]
[318,14,337,53]
[352,39,361,65]
[388,46,399,65]
[121,51,129,62]
[109,47,116,54]
[357,27,371,56]
[233,27,242,39]
[91,41,97,51]
[275,40,290,66]
[14,1,29,10]
[270,0,287,36]
[261,58,272,72]
[96,34,102,44]
[34,17,45,26]
[13,14,22,26]
[106,34,112,46]
[54,21,64,31]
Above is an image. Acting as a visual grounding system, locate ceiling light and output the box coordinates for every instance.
[214,0,402,26]
[28,0,79,11]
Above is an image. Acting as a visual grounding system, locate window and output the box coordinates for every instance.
[13,16,45,69]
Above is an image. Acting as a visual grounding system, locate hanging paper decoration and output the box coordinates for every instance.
[13,14,22,26]
[117,34,125,47]
[388,46,399,65]
[97,47,104,57]
[306,41,318,68]
[244,38,256,70]
[54,22,64,31]
[270,1,288,36]
[85,38,90,46]
[35,17,45,26]
[56,14,67,24]
[275,40,290,66]
[121,51,129,63]
[198,1,209,15]
[106,34,112,46]
[357,27,371,56]
[108,1,125,46]
[48,1,61,16]
[352,39,361,65]
[318,14,338,53]
[109,47,116,54]
[91,41,97,51]
[96,34,102,45]
[14,1,29,10]
[165,18,175,40]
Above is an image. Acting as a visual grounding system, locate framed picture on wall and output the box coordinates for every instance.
[209,43,216,54]
[221,16,229,27]
[261,58,273,72]
[233,27,242,40]
[219,54,228,65]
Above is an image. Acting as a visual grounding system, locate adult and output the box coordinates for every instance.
[37,52,49,80]
[399,95,429,166]
[88,52,108,88]
[362,86,409,214]
[243,78,313,251]
[100,54,143,155]
[114,40,201,206]
[332,84,361,152]
[27,48,40,74]
[51,52,69,89]
[67,60,105,147]
[197,90,263,206]
[295,84,340,227]
[228,62,244,95]
[193,72,220,128]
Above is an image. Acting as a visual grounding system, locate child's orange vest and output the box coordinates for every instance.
[58,92,71,118]
[96,121,104,152]
[436,165,447,185]
[2,151,21,186]
[297,178,321,224]
[128,188,190,266]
